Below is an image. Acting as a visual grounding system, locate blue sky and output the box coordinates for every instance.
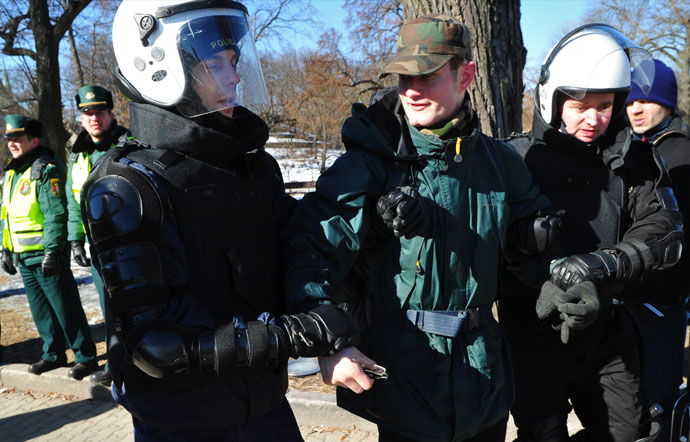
[308,0,595,70]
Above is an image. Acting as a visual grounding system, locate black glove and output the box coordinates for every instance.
[70,240,90,267]
[279,304,359,358]
[1,250,16,275]
[555,281,600,344]
[41,250,61,278]
[550,250,619,291]
[376,186,428,239]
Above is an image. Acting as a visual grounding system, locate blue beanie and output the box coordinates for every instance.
[626,59,677,110]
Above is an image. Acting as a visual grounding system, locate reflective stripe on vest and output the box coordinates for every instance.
[2,168,44,253]
[71,152,91,205]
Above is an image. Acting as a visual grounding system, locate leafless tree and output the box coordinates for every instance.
[0,0,92,158]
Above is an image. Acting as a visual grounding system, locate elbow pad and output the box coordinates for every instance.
[508,209,564,256]
[130,319,291,380]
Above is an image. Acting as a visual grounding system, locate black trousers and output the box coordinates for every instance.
[378,415,508,442]
[499,301,643,442]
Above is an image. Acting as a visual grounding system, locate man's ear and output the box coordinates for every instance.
[459,61,476,92]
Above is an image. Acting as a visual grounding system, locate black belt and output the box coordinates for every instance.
[374,305,493,338]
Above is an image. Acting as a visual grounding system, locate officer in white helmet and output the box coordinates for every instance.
[499,24,683,441]
[81,1,359,440]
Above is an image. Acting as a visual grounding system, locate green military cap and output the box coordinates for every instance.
[381,14,472,78]
[75,85,113,112]
[4,114,42,139]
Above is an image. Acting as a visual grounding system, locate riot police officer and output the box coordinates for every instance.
[66,84,129,386]
[82,1,357,440]
[1,114,98,380]
[499,25,684,441]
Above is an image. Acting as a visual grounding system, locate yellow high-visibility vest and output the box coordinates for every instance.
[70,152,91,205]
[1,167,44,253]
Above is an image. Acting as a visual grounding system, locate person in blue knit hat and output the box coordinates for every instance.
[625,58,690,440]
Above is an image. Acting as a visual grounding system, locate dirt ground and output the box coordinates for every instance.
[0,274,334,394]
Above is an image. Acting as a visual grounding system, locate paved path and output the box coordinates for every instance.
[0,388,380,442]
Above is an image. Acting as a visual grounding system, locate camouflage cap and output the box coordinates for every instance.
[4,114,42,139]
[75,85,113,112]
[381,14,472,78]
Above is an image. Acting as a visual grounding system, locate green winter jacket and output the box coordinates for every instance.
[1,146,69,266]
[285,92,550,441]
[65,121,129,242]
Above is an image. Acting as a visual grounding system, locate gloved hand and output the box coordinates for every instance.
[555,281,600,344]
[1,250,16,275]
[41,250,61,278]
[376,186,428,239]
[536,280,600,344]
[536,280,562,327]
[279,304,359,358]
[70,240,90,267]
[550,250,617,291]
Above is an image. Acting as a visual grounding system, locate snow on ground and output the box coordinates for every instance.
[265,146,344,185]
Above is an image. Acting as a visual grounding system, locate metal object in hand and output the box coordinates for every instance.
[363,364,388,380]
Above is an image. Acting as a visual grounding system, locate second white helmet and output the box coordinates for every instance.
[536,24,655,126]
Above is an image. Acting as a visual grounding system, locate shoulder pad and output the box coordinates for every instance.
[30,153,54,181]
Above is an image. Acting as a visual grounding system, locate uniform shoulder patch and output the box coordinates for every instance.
[49,178,63,197]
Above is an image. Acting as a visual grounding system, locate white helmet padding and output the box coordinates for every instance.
[536,24,655,127]
[113,0,269,118]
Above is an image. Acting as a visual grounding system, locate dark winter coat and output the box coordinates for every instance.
[285,91,550,441]
[83,103,296,430]
[500,109,683,346]
[625,113,690,303]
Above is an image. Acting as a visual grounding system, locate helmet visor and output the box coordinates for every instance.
[176,13,268,118]
[559,25,655,100]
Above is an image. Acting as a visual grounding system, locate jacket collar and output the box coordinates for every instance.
[4,146,53,172]
[128,103,269,163]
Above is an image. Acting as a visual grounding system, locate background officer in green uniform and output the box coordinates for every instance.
[1,114,98,380]
[66,85,129,385]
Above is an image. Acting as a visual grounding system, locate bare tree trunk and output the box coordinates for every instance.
[29,0,70,158]
[62,0,85,87]
[401,0,525,137]
[67,26,85,87]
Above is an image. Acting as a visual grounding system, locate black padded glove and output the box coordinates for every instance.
[1,250,16,275]
[376,186,428,239]
[71,240,90,267]
[555,281,600,344]
[41,250,61,278]
[550,250,618,291]
[279,304,359,358]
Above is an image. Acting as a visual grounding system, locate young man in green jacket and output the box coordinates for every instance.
[285,14,565,442]
[1,114,97,380]
[66,85,129,386]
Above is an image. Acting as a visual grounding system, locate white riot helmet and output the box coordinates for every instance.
[112,0,269,119]
[536,24,655,127]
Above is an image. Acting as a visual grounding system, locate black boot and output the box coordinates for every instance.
[28,358,67,375]
[68,360,98,380]
[89,369,112,386]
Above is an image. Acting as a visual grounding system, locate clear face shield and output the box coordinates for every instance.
[557,25,655,100]
[176,13,268,118]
